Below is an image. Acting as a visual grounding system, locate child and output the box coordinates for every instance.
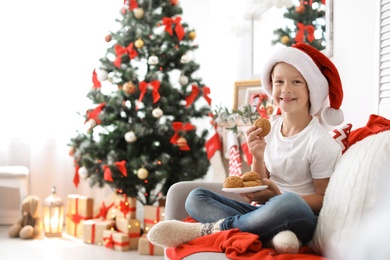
[147,43,343,254]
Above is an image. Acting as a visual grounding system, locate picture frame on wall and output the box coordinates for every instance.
[233,79,262,110]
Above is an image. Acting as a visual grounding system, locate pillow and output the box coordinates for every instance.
[329,123,352,154]
[309,130,390,259]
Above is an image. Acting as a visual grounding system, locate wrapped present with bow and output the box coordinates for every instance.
[116,218,141,249]
[93,193,119,220]
[143,205,165,234]
[65,194,94,238]
[102,230,130,252]
[82,219,115,245]
[138,234,164,256]
[114,194,137,220]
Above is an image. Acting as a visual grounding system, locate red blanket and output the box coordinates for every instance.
[166,218,330,260]
[348,114,390,147]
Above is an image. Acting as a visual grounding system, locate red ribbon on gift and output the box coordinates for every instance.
[105,234,114,249]
[169,122,196,150]
[85,102,106,125]
[95,202,115,219]
[68,197,88,236]
[114,160,127,177]
[205,133,222,160]
[73,162,80,188]
[91,223,96,244]
[114,43,138,67]
[92,69,101,89]
[295,23,315,43]
[185,85,212,107]
[149,242,156,255]
[118,195,136,218]
[138,80,161,108]
[162,16,185,41]
[144,206,161,225]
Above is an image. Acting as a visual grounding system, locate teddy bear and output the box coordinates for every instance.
[8,195,43,239]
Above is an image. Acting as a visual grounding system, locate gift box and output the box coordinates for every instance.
[93,199,117,220]
[143,205,165,234]
[82,219,115,245]
[138,234,164,256]
[102,230,130,251]
[116,217,141,249]
[114,194,137,220]
[65,194,94,238]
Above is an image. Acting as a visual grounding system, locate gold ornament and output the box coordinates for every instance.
[137,167,149,179]
[123,81,135,95]
[281,35,290,45]
[134,8,144,19]
[135,38,144,49]
[177,137,187,147]
[188,31,196,40]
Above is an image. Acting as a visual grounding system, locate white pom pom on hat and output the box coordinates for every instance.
[261,42,344,126]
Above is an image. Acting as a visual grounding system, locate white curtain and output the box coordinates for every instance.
[0,0,120,208]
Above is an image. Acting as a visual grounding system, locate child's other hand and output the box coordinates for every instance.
[241,179,281,204]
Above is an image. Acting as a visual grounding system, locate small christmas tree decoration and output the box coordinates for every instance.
[152,107,163,118]
[123,81,136,95]
[148,55,159,65]
[188,31,196,40]
[137,167,149,180]
[281,35,290,44]
[105,34,112,42]
[134,38,144,48]
[177,137,187,147]
[78,166,89,179]
[134,7,144,19]
[124,131,137,142]
[179,75,189,86]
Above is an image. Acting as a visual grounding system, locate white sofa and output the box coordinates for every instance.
[164,129,390,259]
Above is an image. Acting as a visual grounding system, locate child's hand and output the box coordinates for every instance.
[246,126,267,160]
[241,179,281,204]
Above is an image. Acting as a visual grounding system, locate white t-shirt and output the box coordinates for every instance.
[264,117,341,195]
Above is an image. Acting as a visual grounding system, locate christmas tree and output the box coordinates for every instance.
[68,0,212,206]
[272,0,326,50]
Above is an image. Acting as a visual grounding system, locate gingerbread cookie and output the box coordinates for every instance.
[253,118,271,137]
[241,171,260,182]
[243,180,262,187]
[223,176,244,188]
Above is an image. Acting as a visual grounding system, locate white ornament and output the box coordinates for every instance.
[152,107,163,118]
[78,166,88,179]
[179,100,187,106]
[124,131,137,142]
[97,69,108,81]
[148,55,159,65]
[180,54,190,64]
[179,75,189,86]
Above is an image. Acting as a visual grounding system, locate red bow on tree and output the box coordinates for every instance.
[295,23,315,43]
[85,103,106,125]
[170,122,196,150]
[114,160,127,177]
[185,85,212,107]
[92,69,101,89]
[114,43,138,67]
[138,80,161,108]
[124,0,138,10]
[103,165,113,182]
[162,16,185,41]
[73,162,80,188]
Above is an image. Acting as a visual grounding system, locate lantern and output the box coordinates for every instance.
[43,186,64,237]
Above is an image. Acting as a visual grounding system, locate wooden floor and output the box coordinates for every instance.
[0,225,164,260]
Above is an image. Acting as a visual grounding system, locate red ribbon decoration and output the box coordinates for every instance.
[118,195,136,218]
[85,102,106,125]
[73,162,80,188]
[124,0,138,10]
[114,43,138,67]
[295,23,315,43]
[114,160,127,177]
[186,85,212,107]
[170,122,196,151]
[241,142,253,166]
[162,16,185,41]
[92,69,101,89]
[68,198,88,236]
[105,234,114,249]
[138,80,161,108]
[95,202,115,219]
[205,133,222,160]
[256,107,269,119]
[103,165,113,182]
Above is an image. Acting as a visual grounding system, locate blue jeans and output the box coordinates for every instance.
[185,188,317,244]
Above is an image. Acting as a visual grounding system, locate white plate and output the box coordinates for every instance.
[222,185,268,194]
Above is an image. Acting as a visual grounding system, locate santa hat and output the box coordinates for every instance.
[261,43,344,126]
